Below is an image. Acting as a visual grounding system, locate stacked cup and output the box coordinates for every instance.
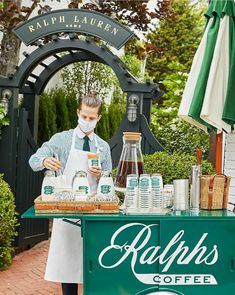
[163,184,174,208]
[151,173,164,211]
[173,179,189,211]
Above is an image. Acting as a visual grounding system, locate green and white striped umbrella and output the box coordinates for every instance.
[178,0,235,133]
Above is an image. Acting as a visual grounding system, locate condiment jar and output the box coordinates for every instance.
[41,170,56,200]
[72,171,90,199]
[87,153,101,169]
[97,171,115,200]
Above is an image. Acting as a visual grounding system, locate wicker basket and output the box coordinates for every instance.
[34,196,119,214]
[200,175,231,210]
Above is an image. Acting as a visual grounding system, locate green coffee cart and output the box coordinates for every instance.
[22,208,235,295]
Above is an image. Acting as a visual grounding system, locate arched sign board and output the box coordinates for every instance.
[13,9,134,49]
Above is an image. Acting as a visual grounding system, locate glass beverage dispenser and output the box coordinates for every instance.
[115,132,144,188]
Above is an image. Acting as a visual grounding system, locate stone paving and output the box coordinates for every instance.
[0,240,62,295]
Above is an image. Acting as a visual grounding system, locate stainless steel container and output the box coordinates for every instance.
[190,165,201,214]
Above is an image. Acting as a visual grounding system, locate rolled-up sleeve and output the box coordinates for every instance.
[29,132,70,172]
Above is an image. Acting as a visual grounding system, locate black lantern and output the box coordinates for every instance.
[1,89,12,114]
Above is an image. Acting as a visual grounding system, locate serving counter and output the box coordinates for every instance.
[22,207,235,295]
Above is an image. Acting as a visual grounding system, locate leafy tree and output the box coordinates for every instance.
[108,96,126,138]
[61,61,114,102]
[121,53,143,80]
[38,91,57,145]
[66,91,79,129]
[95,104,110,141]
[81,0,172,31]
[150,62,210,157]
[0,0,54,76]
[146,0,207,85]
[0,0,171,76]
[52,88,71,132]
[38,93,51,145]
[145,0,210,157]
[151,111,210,157]
[47,92,57,135]
[160,61,188,108]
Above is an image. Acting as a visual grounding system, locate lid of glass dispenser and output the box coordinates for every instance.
[123,132,141,141]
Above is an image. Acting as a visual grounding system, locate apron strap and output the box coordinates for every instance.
[94,134,102,154]
[71,129,77,149]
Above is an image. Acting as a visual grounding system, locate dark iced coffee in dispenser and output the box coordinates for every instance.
[115,132,144,188]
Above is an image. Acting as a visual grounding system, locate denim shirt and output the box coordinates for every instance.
[29,128,112,173]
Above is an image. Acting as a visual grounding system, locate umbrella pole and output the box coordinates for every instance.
[215,133,223,174]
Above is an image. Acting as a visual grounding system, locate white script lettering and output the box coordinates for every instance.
[98,223,218,275]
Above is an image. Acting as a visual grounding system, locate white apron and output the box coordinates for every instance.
[45,128,100,283]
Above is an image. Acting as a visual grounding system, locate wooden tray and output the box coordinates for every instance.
[34,196,119,214]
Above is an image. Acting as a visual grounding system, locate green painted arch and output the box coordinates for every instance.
[21,51,104,94]
[11,38,157,96]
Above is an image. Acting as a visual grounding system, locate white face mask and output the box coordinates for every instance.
[78,115,97,133]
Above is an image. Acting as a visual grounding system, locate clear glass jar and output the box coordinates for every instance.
[97,171,115,200]
[41,170,56,198]
[115,132,144,188]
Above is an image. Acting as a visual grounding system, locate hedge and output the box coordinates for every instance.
[0,174,18,270]
[143,152,215,184]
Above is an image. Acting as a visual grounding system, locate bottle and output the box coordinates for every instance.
[139,174,151,213]
[72,171,90,200]
[41,170,56,200]
[97,171,115,201]
[115,132,144,188]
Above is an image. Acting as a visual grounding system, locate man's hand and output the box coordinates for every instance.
[43,157,62,171]
[89,166,102,179]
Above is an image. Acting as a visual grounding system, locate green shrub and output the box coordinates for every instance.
[108,98,125,139]
[151,103,210,157]
[95,105,110,141]
[66,91,79,129]
[38,93,52,145]
[0,174,18,270]
[143,152,215,184]
[52,88,71,132]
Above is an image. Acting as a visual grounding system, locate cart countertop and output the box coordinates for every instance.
[21,206,235,221]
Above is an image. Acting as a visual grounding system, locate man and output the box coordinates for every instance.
[29,93,112,295]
